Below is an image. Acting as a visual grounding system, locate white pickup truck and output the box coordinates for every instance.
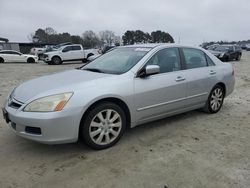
[41,44,99,65]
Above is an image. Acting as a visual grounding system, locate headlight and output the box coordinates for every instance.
[24,92,73,112]
[219,53,225,58]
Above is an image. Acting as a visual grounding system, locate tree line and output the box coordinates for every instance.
[29,27,174,48]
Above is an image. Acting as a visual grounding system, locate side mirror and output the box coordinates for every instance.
[138,65,160,77]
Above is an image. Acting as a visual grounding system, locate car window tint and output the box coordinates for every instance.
[62,46,72,52]
[72,46,81,51]
[206,55,215,66]
[146,48,181,73]
[0,51,10,54]
[182,48,207,69]
[11,51,20,55]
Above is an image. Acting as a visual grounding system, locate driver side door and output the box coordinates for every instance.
[133,47,187,123]
[61,46,73,60]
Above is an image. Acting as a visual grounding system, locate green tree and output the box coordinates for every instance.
[151,30,174,43]
[122,30,135,45]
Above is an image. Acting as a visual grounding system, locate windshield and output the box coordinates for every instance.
[82,47,151,74]
[214,46,231,52]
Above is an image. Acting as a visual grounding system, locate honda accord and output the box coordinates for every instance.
[2,44,235,149]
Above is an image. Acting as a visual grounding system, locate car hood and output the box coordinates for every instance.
[13,69,110,103]
[209,50,224,56]
[23,54,37,58]
[44,50,59,55]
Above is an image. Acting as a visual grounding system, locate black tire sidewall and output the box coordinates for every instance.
[82,102,126,150]
[52,56,62,65]
[206,85,225,113]
[0,58,4,63]
[27,58,35,63]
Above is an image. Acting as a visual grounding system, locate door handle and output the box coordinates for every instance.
[175,76,186,82]
[209,70,216,75]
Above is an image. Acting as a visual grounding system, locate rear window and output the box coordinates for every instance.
[72,46,81,51]
[182,48,207,69]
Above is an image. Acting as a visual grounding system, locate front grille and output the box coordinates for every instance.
[9,101,22,109]
[8,97,23,109]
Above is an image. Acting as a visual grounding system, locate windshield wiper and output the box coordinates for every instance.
[83,68,104,73]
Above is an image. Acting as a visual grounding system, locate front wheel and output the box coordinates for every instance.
[203,85,225,113]
[82,102,126,150]
[27,58,35,63]
[0,57,4,63]
[236,54,241,61]
[51,56,62,65]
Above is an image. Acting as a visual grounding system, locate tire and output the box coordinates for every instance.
[236,54,241,61]
[203,85,225,114]
[51,56,62,65]
[87,53,94,59]
[82,58,87,63]
[0,57,4,63]
[81,102,126,150]
[27,58,35,63]
[224,56,229,62]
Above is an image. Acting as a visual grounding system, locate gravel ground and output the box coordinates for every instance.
[0,54,250,188]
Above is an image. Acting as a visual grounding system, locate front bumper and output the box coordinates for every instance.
[3,102,82,144]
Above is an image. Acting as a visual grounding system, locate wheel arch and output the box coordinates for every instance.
[79,97,131,138]
[27,57,35,63]
[87,53,94,58]
[52,55,62,60]
[0,56,4,63]
[215,82,226,96]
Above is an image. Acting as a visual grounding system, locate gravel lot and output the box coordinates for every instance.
[0,53,250,188]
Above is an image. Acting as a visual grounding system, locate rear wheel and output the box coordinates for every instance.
[203,85,225,113]
[51,56,62,65]
[0,57,4,63]
[81,102,126,150]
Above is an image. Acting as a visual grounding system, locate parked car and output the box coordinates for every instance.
[40,44,99,65]
[240,43,248,50]
[2,44,235,149]
[36,43,74,60]
[209,45,242,61]
[102,45,115,54]
[0,50,38,63]
[30,47,46,56]
[246,44,250,51]
[207,44,220,51]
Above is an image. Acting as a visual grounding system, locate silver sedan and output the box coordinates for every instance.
[2,44,235,149]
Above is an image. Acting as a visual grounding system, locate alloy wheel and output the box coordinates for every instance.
[89,109,122,145]
[210,88,223,111]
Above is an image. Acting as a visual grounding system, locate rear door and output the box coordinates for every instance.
[180,48,218,107]
[0,51,12,62]
[134,47,187,122]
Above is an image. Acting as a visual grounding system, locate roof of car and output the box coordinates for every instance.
[119,43,202,50]
[0,50,20,53]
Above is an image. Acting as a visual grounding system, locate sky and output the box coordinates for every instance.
[0,0,249,45]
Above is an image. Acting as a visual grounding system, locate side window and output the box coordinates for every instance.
[206,55,215,66]
[72,46,81,51]
[182,48,207,69]
[11,51,21,55]
[146,48,181,73]
[62,46,72,52]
